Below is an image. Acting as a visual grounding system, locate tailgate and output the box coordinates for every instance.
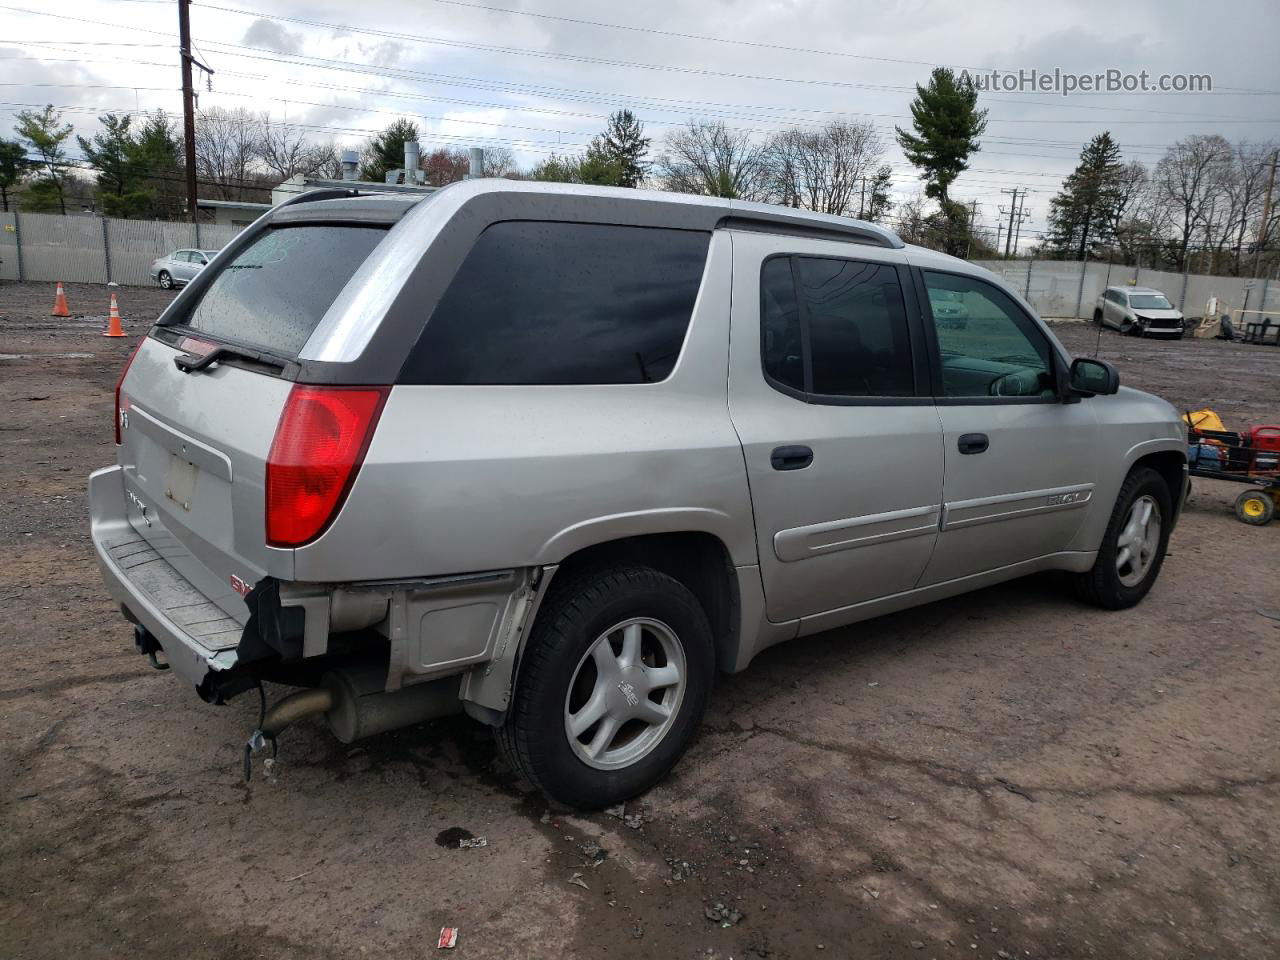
[119,338,294,618]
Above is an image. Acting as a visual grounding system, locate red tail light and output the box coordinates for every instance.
[114,339,143,445]
[265,385,389,547]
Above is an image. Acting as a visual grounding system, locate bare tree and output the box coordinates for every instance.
[422,147,469,186]
[764,120,887,217]
[310,144,345,180]
[1152,134,1233,270]
[894,192,932,246]
[656,120,771,200]
[1107,161,1156,264]
[257,115,335,181]
[1215,142,1276,275]
[194,107,264,201]
[480,145,516,178]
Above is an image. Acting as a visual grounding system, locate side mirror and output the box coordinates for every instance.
[1069,357,1120,397]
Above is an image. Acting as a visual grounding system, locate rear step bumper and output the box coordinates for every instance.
[89,465,243,690]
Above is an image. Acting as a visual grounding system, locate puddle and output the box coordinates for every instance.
[435,826,476,848]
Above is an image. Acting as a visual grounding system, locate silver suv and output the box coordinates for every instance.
[1094,285,1185,338]
[91,181,1188,808]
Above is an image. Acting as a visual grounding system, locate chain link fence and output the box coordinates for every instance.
[0,212,247,286]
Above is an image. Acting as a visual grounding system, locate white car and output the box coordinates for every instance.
[150,249,220,290]
[1094,286,1185,338]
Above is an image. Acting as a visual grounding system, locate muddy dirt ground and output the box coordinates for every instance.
[1,281,1277,960]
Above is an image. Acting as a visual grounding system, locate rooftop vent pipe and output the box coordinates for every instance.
[404,140,421,185]
[340,150,359,181]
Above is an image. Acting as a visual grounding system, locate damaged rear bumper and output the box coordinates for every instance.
[90,465,553,716]
[89,465,242,691]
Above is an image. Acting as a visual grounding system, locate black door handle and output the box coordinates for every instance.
[771,444,813,471]
[958,433,989,455]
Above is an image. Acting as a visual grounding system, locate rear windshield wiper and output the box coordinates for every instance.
[174,342,292,375]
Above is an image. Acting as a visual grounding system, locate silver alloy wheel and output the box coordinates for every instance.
[1116,494,1161,587]
[563,617,686,771]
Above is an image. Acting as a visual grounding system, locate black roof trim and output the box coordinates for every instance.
[718,214,899,249]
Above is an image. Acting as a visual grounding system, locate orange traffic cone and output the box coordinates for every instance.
[51,281,71,317]
[103,292,126,337]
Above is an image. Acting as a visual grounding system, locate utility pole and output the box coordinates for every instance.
[1251,149,1278,281]
[995,220,1004,258]
[1012,190,1030,256]
[178,0,213,222]
[964,199,978,259]
[1001,187,1020,257]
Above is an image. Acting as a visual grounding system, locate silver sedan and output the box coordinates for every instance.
[150,249,220,289]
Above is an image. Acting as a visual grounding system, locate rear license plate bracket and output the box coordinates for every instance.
[165,455,199,511]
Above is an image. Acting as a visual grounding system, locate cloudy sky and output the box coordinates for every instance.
[2,0,1278,247]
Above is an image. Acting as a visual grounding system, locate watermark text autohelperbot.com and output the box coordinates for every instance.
[961,68,1212,96]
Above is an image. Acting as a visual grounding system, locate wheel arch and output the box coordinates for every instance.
[1070,439,1187,553]
[549,531,742,676]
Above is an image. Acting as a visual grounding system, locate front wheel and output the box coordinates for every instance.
[1072,467,1172,609]
[1093,309,1104,325]
[157,270,173,289]
[497,565,714,809]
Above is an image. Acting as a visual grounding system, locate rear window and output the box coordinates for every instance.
[172,225,385,356]
[400,221,710,385]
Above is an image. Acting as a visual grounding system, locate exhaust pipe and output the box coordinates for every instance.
[246,664,463,778]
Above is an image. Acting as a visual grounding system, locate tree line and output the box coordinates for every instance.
[1,70,1274,278]
[1042,130,1279,275]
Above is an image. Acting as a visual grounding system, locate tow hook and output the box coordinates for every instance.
[133,625,169,671]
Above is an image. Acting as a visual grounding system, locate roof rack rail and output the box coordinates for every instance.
[276,187,361,209]
[717,213,903,249]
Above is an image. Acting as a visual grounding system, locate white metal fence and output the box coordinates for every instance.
[0,212,246,286]
[973,258,1280,321]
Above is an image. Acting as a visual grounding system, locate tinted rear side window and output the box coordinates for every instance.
[174,225,386,356]
[760,254,915,400]
[401,221,710,384]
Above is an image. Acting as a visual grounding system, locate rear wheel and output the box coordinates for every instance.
[1072,467,1172,609]
[1234,490,1275,525]
[497,565,714,809]
[157,270,173,289]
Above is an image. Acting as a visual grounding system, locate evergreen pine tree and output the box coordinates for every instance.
[1046,132,1125,260]
[360,119,420,182]
[598,109,650,188]
[895,68,987,207]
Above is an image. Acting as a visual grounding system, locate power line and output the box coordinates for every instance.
[191,2,1280,115]
[6,2,1279,126]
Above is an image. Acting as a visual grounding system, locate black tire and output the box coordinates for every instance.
[1093,309,1103,325]
[158,270,173,290]
[496,565,714,810]
[1072,466,1173,610]
[1234,490,1274,526]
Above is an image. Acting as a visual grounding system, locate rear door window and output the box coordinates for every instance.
[759,254,916,400]
[170,225,387,356]
[400,221,710,384]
